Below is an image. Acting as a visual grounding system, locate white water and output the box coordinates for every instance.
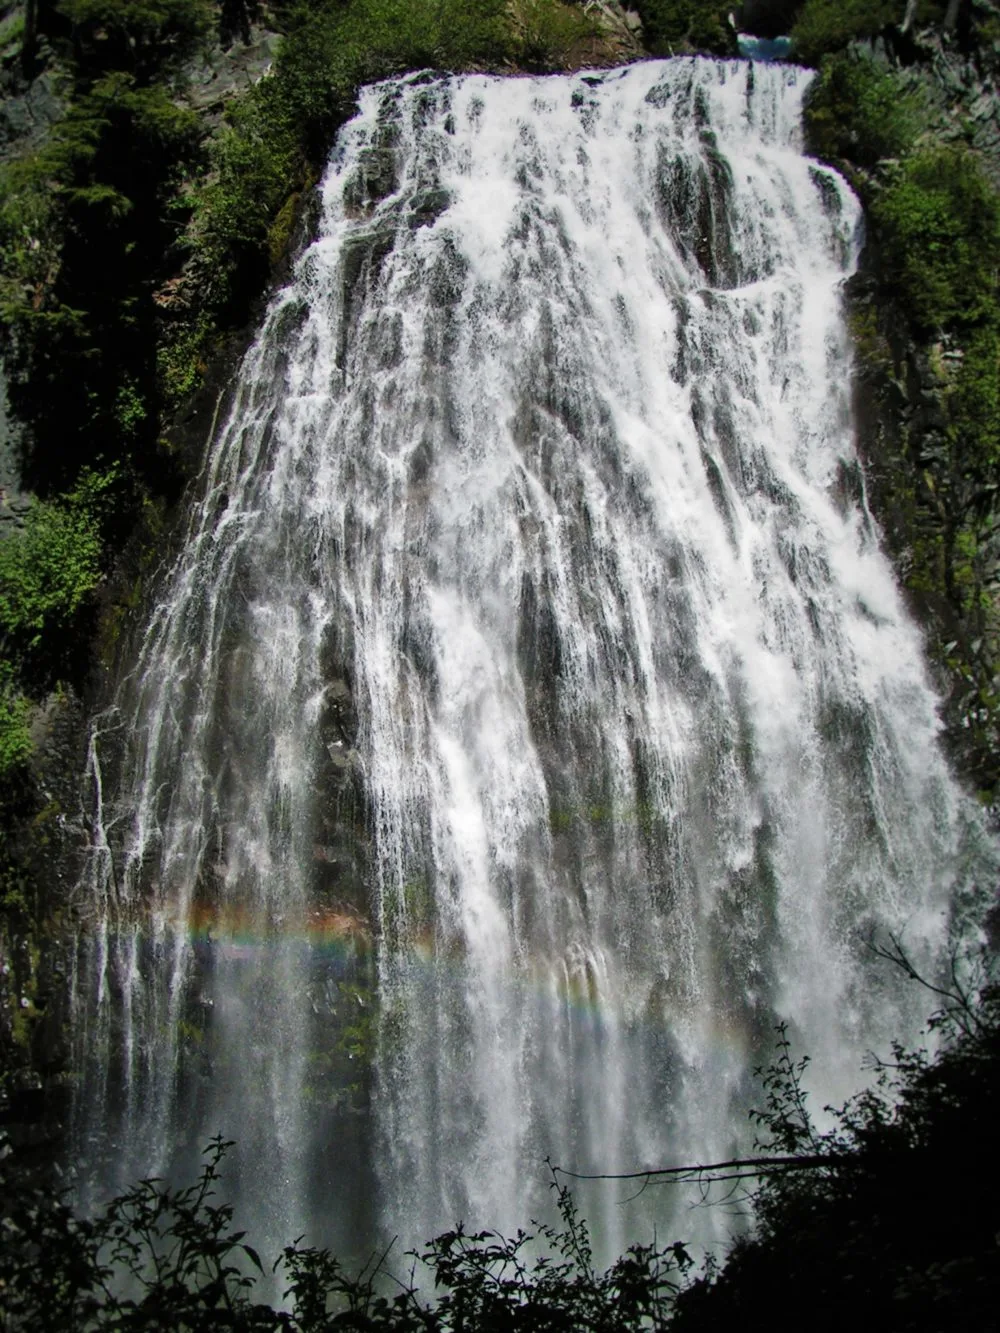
[72,58,985,1264]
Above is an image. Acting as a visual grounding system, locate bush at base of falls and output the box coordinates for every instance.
[0,1134,693,1330]
[671,978,1000,1333]
[3,975,999,1330]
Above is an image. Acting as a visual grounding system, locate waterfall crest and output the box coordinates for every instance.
[73,58,985,1261]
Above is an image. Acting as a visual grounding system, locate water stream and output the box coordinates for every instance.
[72,57,984,1266]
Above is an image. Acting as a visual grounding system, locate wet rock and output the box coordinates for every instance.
[181,28,281,125]
[0,352,31,533]
[0,66,64,161]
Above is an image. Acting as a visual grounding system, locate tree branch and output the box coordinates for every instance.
[551,1152,843,1186]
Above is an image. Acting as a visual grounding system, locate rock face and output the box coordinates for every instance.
[0,364,30,535]
[181,25,281,124]
[890,28,1000,182]
[0,61,62,162]
[576,0,645,63]
[737,0,800,38]
[0,689,88,1159]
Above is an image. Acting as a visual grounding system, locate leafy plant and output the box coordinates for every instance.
[0,468,114,676]
[790,0,933,65]
[804,50,924,169]
[630,0,734,56]
[0,662,32,778]
[0,1134,692,1329]
[507,0,598,71]
[56,0,214,85]
[872,145,1000,332]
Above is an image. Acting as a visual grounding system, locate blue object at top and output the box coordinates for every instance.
[737,33,793,61]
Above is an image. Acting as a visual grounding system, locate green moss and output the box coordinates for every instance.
[402,874,431,922]
[945,323,1000,471]
[266,191,301,268]
[848,304,893,378]
[176,1017,204,1046]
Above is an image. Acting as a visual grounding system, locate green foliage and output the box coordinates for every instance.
[507,0,598,71]
[0,663,32,778]
[195,0,512,314]
[194,77,304,304]
[0,157,63,322]
[0,468,113,675]
[157,315,211,408]
[804,51,923,169]
[56,0,214,85]
[872,145,1000,332]
[631,0,734,56]
[0,8,26,52]
[420,1192,691,1331]
[672,952,1000,1332]
[0,1134,691,1329]
[789,0,939,65]
[0,74,202,489]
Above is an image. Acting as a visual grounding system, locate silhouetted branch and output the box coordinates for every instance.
[551,1152,843,1187]
[867,929,985,1037]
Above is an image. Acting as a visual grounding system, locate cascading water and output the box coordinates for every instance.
[72,57,987,1265]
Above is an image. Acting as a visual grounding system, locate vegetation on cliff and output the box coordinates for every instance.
[1,1,998,1326]
[796,1,1000,793]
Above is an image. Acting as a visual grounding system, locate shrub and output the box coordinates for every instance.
[0,468,113,667]
[0,1135,692,1329]
[0,75,203,489]
[871,145,1000,332]
[804,50,924,169]
[0,664,32,778]
[508,0,599,70]
[790,0,894,64]
[631,0,735,56]
[56,0,214,86]
[0,158,63,326]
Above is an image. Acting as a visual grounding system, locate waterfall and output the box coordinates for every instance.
[72,57,986,1265]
